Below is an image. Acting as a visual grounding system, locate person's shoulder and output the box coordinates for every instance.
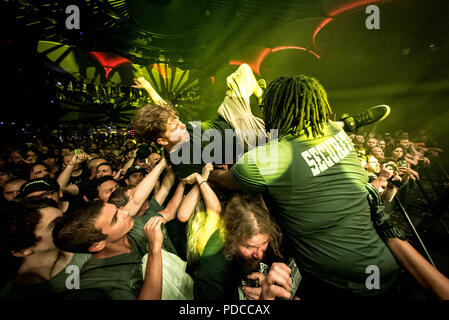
[0,280,14,300]
[70,252,92,267]
[201,230,223,256]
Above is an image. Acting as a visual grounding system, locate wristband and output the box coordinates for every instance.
[199,180,207,187]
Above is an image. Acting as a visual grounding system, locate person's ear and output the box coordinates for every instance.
[157,137,168,146]
[11,248,33,258]
[88,241,106,253]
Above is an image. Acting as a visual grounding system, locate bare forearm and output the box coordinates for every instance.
[121,156,136,175]
[126,160,166,215]
[386,238,449,299]
[137,250,162,300]
[154,171,175,205]
[381,186,397,203]
[159,182,185,223]
[57,164,75,189]
[209,169,241,191]
[177,185,200,222]
[370,176,387,192]
[61,184,79,196]
[144,85,167,106]
[197,175,221,215]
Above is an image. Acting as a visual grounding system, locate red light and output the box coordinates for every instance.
[313,0,388,50]
[89,52,131,78]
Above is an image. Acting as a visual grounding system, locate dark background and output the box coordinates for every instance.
[1,0,448,148]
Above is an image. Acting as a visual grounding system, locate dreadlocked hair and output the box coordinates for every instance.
[262,75,332,138]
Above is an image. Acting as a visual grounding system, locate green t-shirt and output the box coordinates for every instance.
[166,118,234,179]
[0,253,90,300]
[79,198,166,300]
[231,121,400,295]
[193,230,241,300]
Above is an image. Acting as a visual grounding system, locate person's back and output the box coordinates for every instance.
[233,120,400,296]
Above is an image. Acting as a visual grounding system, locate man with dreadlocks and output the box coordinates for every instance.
[208,74,403,299]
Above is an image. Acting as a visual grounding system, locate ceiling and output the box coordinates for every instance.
[2,0,449,143]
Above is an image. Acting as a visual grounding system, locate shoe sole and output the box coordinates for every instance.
[371,104,391,122]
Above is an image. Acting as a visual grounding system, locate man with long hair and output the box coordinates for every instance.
[192,193,290,300]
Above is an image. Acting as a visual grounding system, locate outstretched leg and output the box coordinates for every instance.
[217,64,267,152]
[338,105,391,133]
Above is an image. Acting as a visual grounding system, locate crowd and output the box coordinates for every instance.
[1,64,448,301]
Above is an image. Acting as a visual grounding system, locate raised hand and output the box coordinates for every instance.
[144,216,164,254]
[182,172,200,185]
[378,164,394,181]
[202,163,214,181]
[131,76,151,90]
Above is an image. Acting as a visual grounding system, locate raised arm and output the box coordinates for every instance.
[132,77,167,106]
[208,168,242,191]
[154,167,176,206]
[120,148,138,178]
[177,184,200,223]
[124,157,167,216]
[177,164,220,222]
[57,151,88,196]
[154,169,186,223]
[386,238,449,299]
[196,164,222,217]
[138,216,164,300]
[405,153,419,166]
[187,164,222,255]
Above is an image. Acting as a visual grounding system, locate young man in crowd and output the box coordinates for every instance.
[84,175,119,203]
[53,156,182,299]
[95,162,118,180]
[86,157,108,180]
[2,178,27,203]
[0,198,91,300]
[19,177,70,214]
[0,166,13,188]
[123,165,147,187]
[58,152,90,195]
[131,63,267,179]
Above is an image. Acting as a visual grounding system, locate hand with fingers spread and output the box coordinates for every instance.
[132,76,151,90]
[260,262,292,300]
[144,216,164,254]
